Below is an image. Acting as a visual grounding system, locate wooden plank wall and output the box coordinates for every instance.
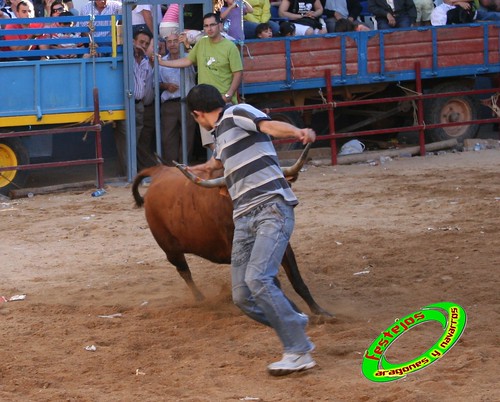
[290,36,359,79]
[242,41,287,83]
[242,24,498,86]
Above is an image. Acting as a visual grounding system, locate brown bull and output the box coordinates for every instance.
[132,149,329,316]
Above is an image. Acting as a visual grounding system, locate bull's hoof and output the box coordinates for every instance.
[311,305,335,319]
[194,292,205,302]
[310,313,336,325]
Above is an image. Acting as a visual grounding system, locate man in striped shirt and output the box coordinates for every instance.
[186,84,318,376]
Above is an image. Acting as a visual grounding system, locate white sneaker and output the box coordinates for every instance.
[267,352,317,376]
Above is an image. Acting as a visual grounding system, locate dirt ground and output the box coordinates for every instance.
[1,148,499,402]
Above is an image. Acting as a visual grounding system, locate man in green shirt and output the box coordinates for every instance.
[158,12,243,148]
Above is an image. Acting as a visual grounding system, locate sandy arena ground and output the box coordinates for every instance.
[1,148,499,401]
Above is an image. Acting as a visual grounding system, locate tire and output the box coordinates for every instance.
[424,82,479,143]
[0,138,30,196]
[255,102,304,151]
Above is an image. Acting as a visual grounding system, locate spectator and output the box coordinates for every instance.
[278,0,327,35]
[333,16,371,30]
[132,5,154,34]
[221,0,254,41]
[476,0,500,20]
[1,0,17,18]
[368,0,417,29]
[346,0,363,20]
[79,0,121,50]
[2,0,49,59]
[62,0,79,16]
[157,12,243,149]
[324,0,363,32]
[49,0,66,17]
[431,0,477,25]
[114,26,155,175]
[324,0,350,32]
[279,19,296,35]
[51,10,82,58]
[255,21,273,36]
[159,32,197,165]
[413,0,434,25]
[243,0,280,38]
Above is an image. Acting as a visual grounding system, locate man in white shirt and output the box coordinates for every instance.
[114,26,156,175]
[159,32,196,164]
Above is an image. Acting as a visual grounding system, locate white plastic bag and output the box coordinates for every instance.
[339,139,365,155]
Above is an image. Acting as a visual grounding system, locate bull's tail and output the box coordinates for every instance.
[132,173,146,207]
[132,169,154,207]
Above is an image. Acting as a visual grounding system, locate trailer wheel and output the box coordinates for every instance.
[0,138,30,196]
[424,82,479,143]
[256,102,303,151]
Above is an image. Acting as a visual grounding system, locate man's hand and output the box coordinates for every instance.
[164,82,179,92]
[297,128,316,145]
[387,13,396,27]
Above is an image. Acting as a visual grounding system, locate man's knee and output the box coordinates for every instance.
[232,284,251,311]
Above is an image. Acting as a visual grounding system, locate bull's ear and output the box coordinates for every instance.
[218,187,230,197]
[155,153,169,166]
[285,175,298,185]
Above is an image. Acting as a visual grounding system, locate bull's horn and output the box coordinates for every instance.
[174,162,226,188]
[281,143,312,177]
[175,142,312,188]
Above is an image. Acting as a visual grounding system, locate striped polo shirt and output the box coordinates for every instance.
[213,104,298,219]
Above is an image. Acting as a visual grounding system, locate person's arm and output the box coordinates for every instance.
[157,55,193,68]
[243,0,254,14]
[141,9,154,34]
[311,0,324,17]
[368,0,392,18]
[188,156,224,177]
[279,0,301,20]
[258,120,316,145]
[225,70,243,103]
[220,6,234,20]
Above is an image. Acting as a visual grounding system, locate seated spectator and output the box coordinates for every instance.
[476,0,500,20]
[221,0,254,41]
[1,0,17,18]
[368,0,417,29]
[243,0,280,39]
[333,17,371,30]
[413,0,434,25]
[279,19,296,35]
[255,21,274,37]
[79,0,121,52]
[1,0,49,59]
[431,0,477,25]
[278,0,327,35]
[51,10,83,58]
[63,0,79,16]
[49,0,66,17]
[324,0,364,32]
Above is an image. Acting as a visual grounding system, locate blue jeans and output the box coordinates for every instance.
[477,8,500,21]
[231,197,314,354]
[377,14,412,29]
